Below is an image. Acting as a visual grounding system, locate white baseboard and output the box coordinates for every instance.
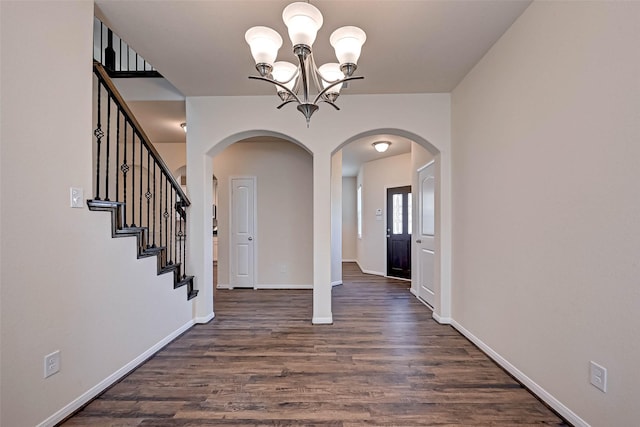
[312,316,333,325]
[256,284,313,290]
[37,319,194,427]
[331,280,343,287]
[410,287,418,296]
[217,283,232,289]
[195,312,215,324]
[342,259,357,263]
[387,275,411,282]
[432,312,451,324]
[361,268,385,276]
[450,320,588,427]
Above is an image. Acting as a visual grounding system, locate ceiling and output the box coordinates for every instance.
[97,0,531,173]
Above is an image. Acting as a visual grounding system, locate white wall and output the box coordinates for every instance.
[213,140,313,288]
[451,2,640,425]
[186,94,451,324]
[0,2,195,425]
[356,153,412,276]
[341,177,357,261]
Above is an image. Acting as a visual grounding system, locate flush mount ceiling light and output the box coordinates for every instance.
[373,141,391,153]
[180,122,187,133]
[245,2,366,125]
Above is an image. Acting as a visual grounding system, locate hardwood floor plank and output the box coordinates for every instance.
[60,263,568,426]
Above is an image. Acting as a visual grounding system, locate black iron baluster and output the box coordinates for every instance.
[169,188,174,264]
[94,80,103,200]
[100,22,104,65]
[131,131,136,227]
[119,38,122,72]
[136,53,139,71]
[159,171,163,249]
[162,175,169,257]
[182,209,187,279]
[121,122,128,227]
[115,108,120,202]
[152,161,157,247]
[139,131,143,228]
[104,94,111,201]
[146,151,151,247]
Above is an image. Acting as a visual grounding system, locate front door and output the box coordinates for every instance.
[417,162,435,306]
[387,186,411,279]
[230,177,256,288]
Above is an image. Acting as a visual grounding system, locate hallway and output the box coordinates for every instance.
[62,263,566,426]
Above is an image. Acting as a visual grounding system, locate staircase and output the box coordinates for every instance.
[89,50,197,300]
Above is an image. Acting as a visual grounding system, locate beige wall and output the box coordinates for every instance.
[451,2,640,425]
[356,153,412,275]
[341,177,358,261]
[0,2,195,425]
[213,140,313,288]
[153,142,186,178]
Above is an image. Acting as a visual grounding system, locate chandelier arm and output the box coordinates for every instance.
[248,75,302,105]
[276,99,298,109]
[309,54,324,95]
[312,76,365,105]
[319,100,341,111]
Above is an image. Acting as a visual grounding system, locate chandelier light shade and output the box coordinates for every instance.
[373,141,391,153]
[245,1,366,125]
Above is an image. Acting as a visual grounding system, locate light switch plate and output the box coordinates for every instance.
[70,187,84,208]
[590,361,607,392]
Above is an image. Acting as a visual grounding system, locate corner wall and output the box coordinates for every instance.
[451,2,640,425]
[0,2,194,425]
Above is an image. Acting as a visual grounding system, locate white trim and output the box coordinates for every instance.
[361,268,386,276]
[331,280,343,287]
[450,320,588,427]
[342,259,357,263]
[387,275,411,282]
[216,283,232,289]
[312,316,333,325]
[195,312,215,324]
[416,159,436,173]
[256,284,313,290]
[37,320,194,427]
[354,259,364,272]
[410,287,418,296]
[431,312,451,325]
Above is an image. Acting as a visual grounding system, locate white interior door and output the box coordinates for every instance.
[417,162,436,307]
[230,177,256,288]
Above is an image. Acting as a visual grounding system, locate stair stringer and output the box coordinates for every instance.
[87,199,198,300]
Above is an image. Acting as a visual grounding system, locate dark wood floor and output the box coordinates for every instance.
[62,263,567,426]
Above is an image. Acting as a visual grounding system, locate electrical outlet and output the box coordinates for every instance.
[590,361,607,392]
[70,187,84,208]
[44,350,61,378]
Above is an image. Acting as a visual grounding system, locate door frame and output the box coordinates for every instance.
[229,176,258,289]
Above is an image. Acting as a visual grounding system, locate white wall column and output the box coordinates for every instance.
[331,151,343,286]
[313,147,333,324]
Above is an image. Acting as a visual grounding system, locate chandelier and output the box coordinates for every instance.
[245,2,366,125]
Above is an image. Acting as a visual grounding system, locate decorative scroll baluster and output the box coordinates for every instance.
[146,151,151,247]
[121,123,128,227]
[104,95,111,201]
[94,81,103,200]
[152,162,157,247]
[115,109,120,202]
[131,131,136,227]
[169,189,174,265]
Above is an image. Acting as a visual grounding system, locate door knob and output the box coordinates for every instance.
[248,236,253,241]
[416,239,422,243]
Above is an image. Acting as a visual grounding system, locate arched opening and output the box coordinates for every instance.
[332,128,446,320]
[204,131,314,315]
